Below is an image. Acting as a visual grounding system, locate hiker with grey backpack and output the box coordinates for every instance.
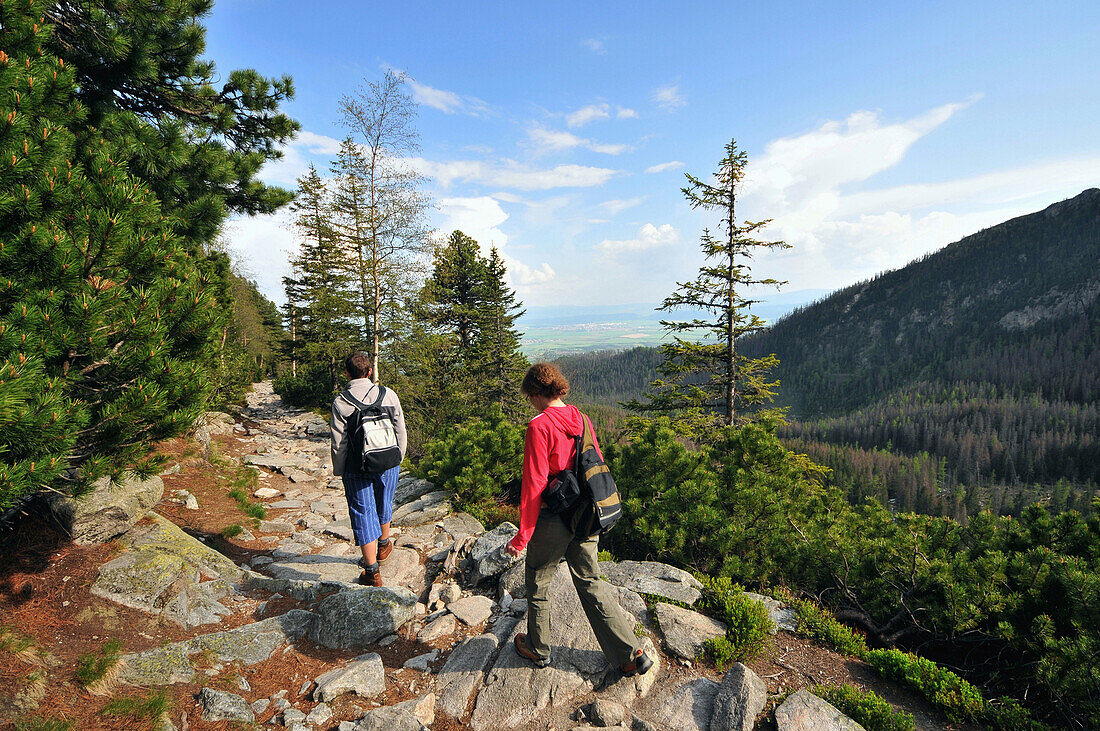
[505,362,654,677]
[330,351,407,586]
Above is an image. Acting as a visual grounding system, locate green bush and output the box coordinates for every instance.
[221,524,243,538]
[814,685,915,731]
[414,406,524,528]
[273,364,336,409]
[787,595,868,658]
[697,576,774,669]
[866,649,985,723]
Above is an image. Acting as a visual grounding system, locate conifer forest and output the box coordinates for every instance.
[2,0,1099,728]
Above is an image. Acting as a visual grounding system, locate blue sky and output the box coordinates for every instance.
[206,1,1100,308]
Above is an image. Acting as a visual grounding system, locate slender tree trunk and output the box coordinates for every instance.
[725,181,737,426]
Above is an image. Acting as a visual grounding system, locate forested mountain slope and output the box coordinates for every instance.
[747,188,1100,417]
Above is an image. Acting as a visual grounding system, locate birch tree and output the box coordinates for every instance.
[336,71,431,382]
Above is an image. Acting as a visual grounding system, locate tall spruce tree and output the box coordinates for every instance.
[283,165,358,390]
[337,71,430,381]
[629,140,789,439]
[414,232,528,426]
[0,2,222,510]
[475,247,528,420]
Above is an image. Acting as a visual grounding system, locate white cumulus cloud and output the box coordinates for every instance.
[599,197,645,215]
[407,78,492,116]
[653,84,686,111]
[582,38,605,54]
[527,127,631,156]
[645,160,683,174]
[436,196,510,250]
[597,223,679,255]
[259,130,343,188]
[566,103,611,128]
[617,107,638,119]
[406,157,620,191]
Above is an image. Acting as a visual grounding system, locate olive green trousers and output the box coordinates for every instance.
[524,508,639,665]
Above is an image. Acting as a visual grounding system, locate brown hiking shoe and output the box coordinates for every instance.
[620,647,653,677]
[514,633,551,668]
[377,538,393,562]
[357,568,383,587]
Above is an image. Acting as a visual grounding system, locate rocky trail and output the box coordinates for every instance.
[0,382,962,731]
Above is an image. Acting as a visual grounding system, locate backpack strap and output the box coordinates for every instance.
[340,385,386,412]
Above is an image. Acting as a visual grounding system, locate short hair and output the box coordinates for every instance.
[345,351,373,380]
[521,362,569,399]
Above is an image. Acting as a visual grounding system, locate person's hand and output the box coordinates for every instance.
[504,542,522,557]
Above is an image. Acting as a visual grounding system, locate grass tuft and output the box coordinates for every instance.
[74,639,122,693]
[101,689,171,722]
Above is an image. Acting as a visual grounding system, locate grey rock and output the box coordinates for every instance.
[259,520,295,533]
[649,678,720,731]
[580,699,629,727]
[349,706,427,731]
[244,453,314,471]
[305,702,333,726]
[597,636,660,706]
[499,561,526,599]
[743,591,796,632]
[182,491,199,510]
[395,694,436,726]
[417,612,456,642]
[448,595,494,626]
[254,487,281,499]
[237,676,251,692]
[380,546,426,593]
[308,586,418,649]
[710,663,767,731]
[251,555,274,568]
[599,560,703,606]
[282,466,316,484]
[469,522,521,584]
[393,491,453,527]
[313,653,385,702]
[403,649,439,671]
[293,532,325,548]
[774,689,866,730]
[160,463,181,476]
[653,602,727,660]
[298,679,312,696]
[196,411,236,435]
[395,476,437,505]
[297,513,327,531]
[118,610,314,685]
[251,698,270,715]
[395,523,438,551]
[91,513,241,628]
[282,708,307,725]
[198,688,254,723]
[441,512,484,538]
[266,554,361,584]
[437,633,500,719]
[469,563,646,730]
[311,500,335,515]
[272,543,311,559]
[46,472,164,545]
[270,499,305,509]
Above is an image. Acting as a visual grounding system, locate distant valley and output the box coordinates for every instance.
[518,289,828,358]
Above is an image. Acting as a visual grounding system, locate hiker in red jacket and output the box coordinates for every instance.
[505,362,653,676]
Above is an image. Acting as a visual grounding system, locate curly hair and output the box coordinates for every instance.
[521,362,570,399]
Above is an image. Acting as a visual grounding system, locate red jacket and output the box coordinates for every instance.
[508,404,603,552]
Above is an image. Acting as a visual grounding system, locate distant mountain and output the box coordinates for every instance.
[748,188,1100,416]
